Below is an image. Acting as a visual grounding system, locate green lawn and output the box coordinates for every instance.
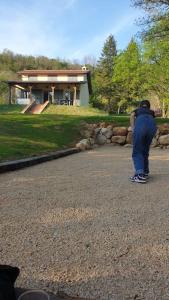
[0,104,168,162]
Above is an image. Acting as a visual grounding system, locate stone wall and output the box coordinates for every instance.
[76,122,169,151]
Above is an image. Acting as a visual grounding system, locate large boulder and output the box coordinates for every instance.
[151,137,159,147]
[159,134,169,145]
[158,124,169,135]
[111,136,126,145]
[101,127,113,139]
[76,139,91,151]
[94,128,101,135]
[88,138,95,146]
[112,127,128,136]
[100,122,107,128]
[95,133,107,145]
[90,123,100,130]
[155,128,160,139]
[107,124,114,130]
[126,132,133,144]
[100,127,108,135]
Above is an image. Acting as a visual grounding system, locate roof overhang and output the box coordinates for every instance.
[17,69,90,76]
[7,80,86,85]
[7,79,92,94]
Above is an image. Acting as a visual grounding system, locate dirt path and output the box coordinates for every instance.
[0,146,169,300]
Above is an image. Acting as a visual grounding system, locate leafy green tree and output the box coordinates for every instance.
[112,39,145,112]
[143,36,169,116]
[132,0,169,116]
[0,71,16,103]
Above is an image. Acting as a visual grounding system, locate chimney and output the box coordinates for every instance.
[81,65,87,71]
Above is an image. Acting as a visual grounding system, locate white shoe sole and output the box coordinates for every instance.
[130,177,146,183]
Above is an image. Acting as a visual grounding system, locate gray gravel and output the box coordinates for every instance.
[0,145,169,300]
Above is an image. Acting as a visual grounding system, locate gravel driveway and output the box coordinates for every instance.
[0,146,169,300]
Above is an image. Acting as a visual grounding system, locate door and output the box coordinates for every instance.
[43,91,49,102]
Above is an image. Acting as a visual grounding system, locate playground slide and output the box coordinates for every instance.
[21,100,50,114]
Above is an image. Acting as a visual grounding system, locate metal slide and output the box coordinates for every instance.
[21,100,50,114]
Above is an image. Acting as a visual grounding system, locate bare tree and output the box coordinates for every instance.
[132,0,169,40]
[132,0,169,11]
[83,55,97,68]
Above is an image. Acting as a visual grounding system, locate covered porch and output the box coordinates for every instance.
[7,81,81,106]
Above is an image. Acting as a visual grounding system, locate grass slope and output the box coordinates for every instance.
[0,105,111,162]
[0,104,168,162]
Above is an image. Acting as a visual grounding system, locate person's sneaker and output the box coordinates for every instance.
[144,173,149,179]
[130,174,147,183]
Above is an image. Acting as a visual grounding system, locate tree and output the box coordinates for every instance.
[131,0,169,117]
[143,36,169,116]
[132,0,169,40]
[94,34,117,112]
[0,70,17,103]
[112,39,145,112]
[132,0,169,11]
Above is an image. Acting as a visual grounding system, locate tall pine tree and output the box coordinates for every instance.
[95,34,117,112]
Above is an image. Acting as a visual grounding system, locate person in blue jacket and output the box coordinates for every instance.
[130,100,157,183]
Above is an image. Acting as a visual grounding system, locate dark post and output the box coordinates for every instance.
[9,85,12,105]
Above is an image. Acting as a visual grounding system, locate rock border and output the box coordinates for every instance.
[0,148,81,174]
[1,123,168,173]
[76,122,169,151]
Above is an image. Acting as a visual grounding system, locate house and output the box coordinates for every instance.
[7,67,92,106]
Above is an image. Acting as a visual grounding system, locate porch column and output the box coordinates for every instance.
[73,85,77,106]
[51,86,55,104]
[29,86,32,101]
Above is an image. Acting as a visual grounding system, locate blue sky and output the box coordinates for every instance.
[0,0,143,62]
